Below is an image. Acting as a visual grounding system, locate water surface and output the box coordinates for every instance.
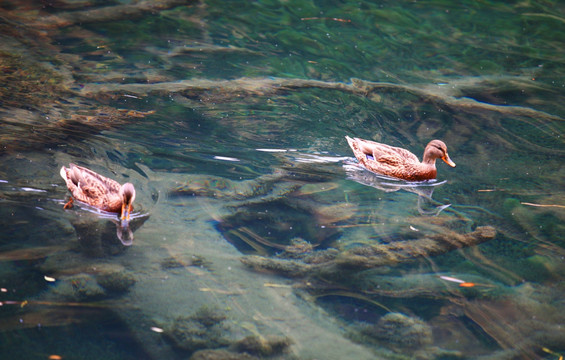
[1,1,564,359]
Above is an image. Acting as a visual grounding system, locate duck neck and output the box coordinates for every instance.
[415,162,437,181]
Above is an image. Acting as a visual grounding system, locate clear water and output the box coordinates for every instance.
[1,1,564,359]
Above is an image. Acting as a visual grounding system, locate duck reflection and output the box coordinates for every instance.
[344,162,451,216]
[67,209,149,256]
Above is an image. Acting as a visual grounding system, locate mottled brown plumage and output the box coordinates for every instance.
[60,163,136,220]
[345,136,456,181]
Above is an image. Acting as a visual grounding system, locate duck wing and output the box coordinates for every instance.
[70,164,121,194]
[372,143,419,163]
[374,153,404,166]
[62,164,122,210]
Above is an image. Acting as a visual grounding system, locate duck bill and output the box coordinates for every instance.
[120,203,132,226]
[442,154,456,167]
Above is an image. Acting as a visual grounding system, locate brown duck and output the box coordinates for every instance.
[60,163,136,221]
[345,136,456,181]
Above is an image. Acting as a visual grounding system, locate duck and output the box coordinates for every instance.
[345,136,456,181]
[60,163,136,222]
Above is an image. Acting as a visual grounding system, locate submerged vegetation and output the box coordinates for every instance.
[0,0,564,359]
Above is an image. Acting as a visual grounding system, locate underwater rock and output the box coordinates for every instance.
[366,313,433,349]
[190,349,258,360]
[191,306,228,327]
[40,253,126,278]
[164,306,231,353]
[95,270,136,294]
[48,273,106,301]
[232,335,292,357]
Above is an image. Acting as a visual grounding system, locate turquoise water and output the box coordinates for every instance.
[1,1,564,359]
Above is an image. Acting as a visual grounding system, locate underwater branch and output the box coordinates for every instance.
[78,76,561,121]
[241,226,497,278]
[38,0,198,28]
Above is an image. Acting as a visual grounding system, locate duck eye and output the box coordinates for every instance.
[433,144,446,154]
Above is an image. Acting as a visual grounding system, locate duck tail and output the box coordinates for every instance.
[60,166,68,181]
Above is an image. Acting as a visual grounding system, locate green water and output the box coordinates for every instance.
[1,1,564,359]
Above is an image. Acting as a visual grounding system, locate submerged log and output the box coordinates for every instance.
[241,226,496,278]
[334,225,497,269]
[38,0,198,28]
[78,76,561,122]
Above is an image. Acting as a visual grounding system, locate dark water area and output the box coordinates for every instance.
[1,1,564,359]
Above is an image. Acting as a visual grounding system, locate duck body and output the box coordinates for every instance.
[345,136,456,181]
[60,163,136,220]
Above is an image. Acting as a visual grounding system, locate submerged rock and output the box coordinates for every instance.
[95,270,136,294]
[232,335,292,357]
[351,312,444,358]
[371,313,433,349]
[164,306,231,353]
[48,273,106,301]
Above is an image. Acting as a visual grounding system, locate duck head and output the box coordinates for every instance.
[423,140,456,167]
[119,182,136,223]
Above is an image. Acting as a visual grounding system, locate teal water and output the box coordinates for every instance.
[1,1,564,359]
